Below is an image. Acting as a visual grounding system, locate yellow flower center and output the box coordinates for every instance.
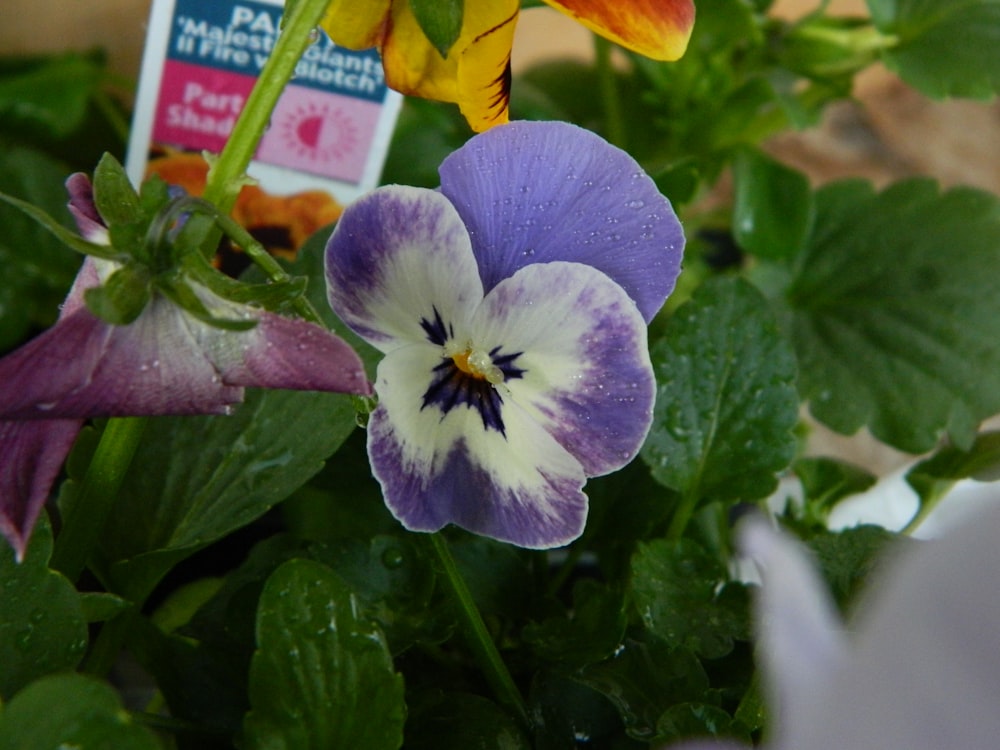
[445,341,505,385]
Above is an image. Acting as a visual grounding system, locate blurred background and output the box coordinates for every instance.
[4,0,997,192]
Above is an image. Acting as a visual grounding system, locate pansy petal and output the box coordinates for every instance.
[0,301,243,418]
[65,173,108,244]
[739,517,847,743]
[543,0,695,61]
[784,505,1000,749]
[439,121,684,322]
[368,343,588,548]
[0,419,81,562]
[379,1,519,132]
[472,261,654,476]
[320,0,391,50]
[325,185,484,350]
[204,312,372,396]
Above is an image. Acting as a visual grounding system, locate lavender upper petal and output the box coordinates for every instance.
[438,120,684,322]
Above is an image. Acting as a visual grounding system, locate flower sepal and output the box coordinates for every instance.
[179,244,310,315]
[82,264,152,326]
[156,271,258,332]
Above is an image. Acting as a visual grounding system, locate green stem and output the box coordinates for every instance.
[82,606,138,676]
[900,483,955,536]
[201,0,330,212]
[666,489,699,540]
[427,534,530,729]
[594,36,627,149]
[51,417,148,583]
[212,211,326,325]
[546,544,584,596]
[92,87,131,144]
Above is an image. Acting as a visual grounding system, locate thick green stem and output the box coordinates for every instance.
[594,36,627,150]
[201,0,330,212]
[666,489,700,541]
[51,417,148,583]
[427,533,531,729]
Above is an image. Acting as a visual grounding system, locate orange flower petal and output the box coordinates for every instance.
[542,0,695,61]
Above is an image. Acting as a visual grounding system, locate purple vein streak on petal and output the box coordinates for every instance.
[438,120,685,322]
[420,306,454,346]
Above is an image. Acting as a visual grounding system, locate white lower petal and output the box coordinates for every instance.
[367,343,588,548]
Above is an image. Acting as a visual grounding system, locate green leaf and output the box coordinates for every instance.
[84,265,152,324]
[448,535,534,619]
[905,431,1000,526]
[793,456,877,524]
[641,276,799,503]
[0,146,86,350]
[575,639,711,743]
[91,387,360,601]
[79,591,131,623]
[528,672,625,749]
[655,702,748,745]
[0,673,160,750]
[241,558,405,750]
[732,147,813,260]
[0,514,88,701]
[93,152,141,228]
[406,691,530,750]
[869,0,1000,98]
[807,525,899,611]
[410,0,464,58]
[0,54,103,139]
[523,580,627,667]
[910,430,1000,484]
[785,178,1000,452]
[629,539,750,659]
[314,534,440,653]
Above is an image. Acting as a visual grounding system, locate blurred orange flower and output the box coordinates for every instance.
[146,152,342,259]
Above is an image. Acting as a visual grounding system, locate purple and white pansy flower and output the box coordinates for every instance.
[0,173,371,561]
[325,121,684,548]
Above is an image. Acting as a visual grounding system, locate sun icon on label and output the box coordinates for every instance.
[280,102,359,163]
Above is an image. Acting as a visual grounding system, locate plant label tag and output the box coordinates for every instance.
[126,0,402,204]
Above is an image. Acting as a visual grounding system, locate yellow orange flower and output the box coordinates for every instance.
[321,0,695,132]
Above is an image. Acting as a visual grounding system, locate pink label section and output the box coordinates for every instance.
[257,84,381,184]
[152,60,379,184]
[153,60,255,154]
